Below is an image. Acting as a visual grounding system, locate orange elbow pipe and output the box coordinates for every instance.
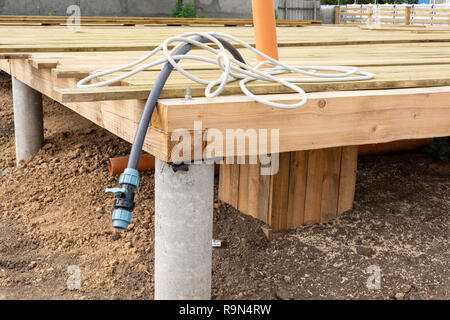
[109,155,220,176]
[252,0,279,62]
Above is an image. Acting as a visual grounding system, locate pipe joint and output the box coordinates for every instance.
[106,183,136,230]
[119,168,140,187]
[114,197,136,212]
[112,208,133,230]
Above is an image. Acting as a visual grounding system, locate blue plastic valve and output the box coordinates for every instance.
[105,187,127,197]
[112,209,133,230]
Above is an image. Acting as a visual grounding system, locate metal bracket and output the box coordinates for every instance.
[171,163,190,173]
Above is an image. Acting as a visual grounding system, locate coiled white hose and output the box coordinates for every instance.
[77,32,374,109]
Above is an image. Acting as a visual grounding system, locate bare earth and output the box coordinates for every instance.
[0,72,448,300]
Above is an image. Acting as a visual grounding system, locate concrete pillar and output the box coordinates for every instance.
[12,77,44,165]
[154,159,214,300]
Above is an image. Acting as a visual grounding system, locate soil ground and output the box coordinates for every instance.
[0,72,448,300]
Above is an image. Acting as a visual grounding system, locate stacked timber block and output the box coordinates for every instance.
[218,146,358,232]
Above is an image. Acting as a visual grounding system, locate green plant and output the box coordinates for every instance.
[171,1,198,18]
[182,3,197,18]
[171,0,184,18]
[275,9,278,20]
[427,137,449,162]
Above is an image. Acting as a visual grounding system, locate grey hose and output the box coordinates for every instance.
[127,36,246,169]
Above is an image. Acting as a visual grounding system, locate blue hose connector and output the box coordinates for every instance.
[119,168,140,187]
[112,209,133,230]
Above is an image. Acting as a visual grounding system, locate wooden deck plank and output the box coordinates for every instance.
[2,25,450,53]
[0,16,320,27]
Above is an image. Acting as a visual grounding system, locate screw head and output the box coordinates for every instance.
[318,99,327,108]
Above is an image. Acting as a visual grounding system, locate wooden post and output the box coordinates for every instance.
[335,5,340,24]
[367,6,374,25]
[405,6,411,26]
[448,8,450,27]
[218,146,359,232]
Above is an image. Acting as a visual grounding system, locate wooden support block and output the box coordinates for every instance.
[218,162,229,203]
[247,162,260,218]
[320,147,342,223]
[287,151,308,228]
[256,167,271,224]
[338,146,359,214]
[304,149,326,225]
[269,152,291,231]
[229,161,240,208]
[218,146,358,232]
[238,160,249,214]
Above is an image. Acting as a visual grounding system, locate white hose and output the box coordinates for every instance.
[77,32,374,109]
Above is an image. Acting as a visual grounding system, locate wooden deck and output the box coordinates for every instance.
[1,22,449,231]
[1,24,449,162]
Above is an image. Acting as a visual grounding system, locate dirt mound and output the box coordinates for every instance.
[0,72,448,300]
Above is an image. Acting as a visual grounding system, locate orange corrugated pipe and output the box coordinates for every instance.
[109,155,220,176]
[252,0,279,62]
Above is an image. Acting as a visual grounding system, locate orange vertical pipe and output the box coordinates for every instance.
[252,0,279,61]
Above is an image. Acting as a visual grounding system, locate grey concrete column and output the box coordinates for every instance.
[12,77,44,165]
[154,159,214,300]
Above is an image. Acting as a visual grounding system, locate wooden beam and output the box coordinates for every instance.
[155,87,450,160]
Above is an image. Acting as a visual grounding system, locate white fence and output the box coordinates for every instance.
[336,4,450,26]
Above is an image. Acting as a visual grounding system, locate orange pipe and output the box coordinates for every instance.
[109,155,220,176]
[252,0,279,62]
[109,155,155,175]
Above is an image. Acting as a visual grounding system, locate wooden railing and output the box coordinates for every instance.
[336,4,450,26]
